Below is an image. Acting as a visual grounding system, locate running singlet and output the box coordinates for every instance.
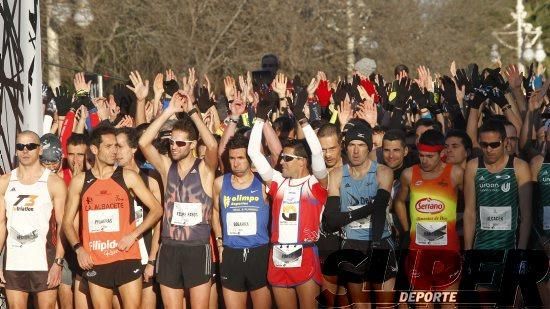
[4,168,56,271]
[80,167,140,265]
[340,162,391,241]
[269,172,328,245]
[220,172,269,248]
[134,169,153,265]
[536,160,550,238]
[162,160,212,245]
[409,164,459,251]
[474,156,518,249]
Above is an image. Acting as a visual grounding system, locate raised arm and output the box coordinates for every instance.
[127,71,150,126]
[247,96,277,186]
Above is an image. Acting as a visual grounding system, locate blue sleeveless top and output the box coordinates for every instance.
[220,172,270,248]
[340,161,391,241]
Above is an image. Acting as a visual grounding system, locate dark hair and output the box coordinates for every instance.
[394,64,409,77]
[273,116,295,138]
[311,119,328,131]
[414,118,442,132]
[418,129,445,146]
[478,119,507,141]
[227,134,249,151]
[317,123,341,138]
[67,133,89,147]
[383,129,407,147]
[172,118,198,141]
[445,129,473,152]
[282,139,311,165]
[116,127,139,149]
[90,126,116,148]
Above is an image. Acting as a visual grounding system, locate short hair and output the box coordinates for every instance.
[414,118,442,132]
[478,119,507,141]
[17,130,40,143]
[383,129,407,147]
[282,139,311,165]
[90,126,116,148]
[394,64,409,77]
[116,127,139,149]
[317,123,341,138]
[227,134,249,151]
[272,116,295,136]
[418,129,445,147]
[310,119,328,131]
[445,129,473,152]
[67,133,89,147]
[172,118,198,141]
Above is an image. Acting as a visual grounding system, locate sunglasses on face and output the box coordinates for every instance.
[169,139,193,147]
[280,153,304,162]
[16,143,40,151]
[479,141,502,149]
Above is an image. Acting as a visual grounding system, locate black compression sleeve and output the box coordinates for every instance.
[371,189,392,242]
[323,196,374,233]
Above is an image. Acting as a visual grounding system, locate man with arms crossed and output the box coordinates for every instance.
[0,131,66,309]
[63,126,162,309]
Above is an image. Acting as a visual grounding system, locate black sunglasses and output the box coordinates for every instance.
[479,141,502,149]
[16,143,40,151]
[280,153,303,162]
[169,139,193,147]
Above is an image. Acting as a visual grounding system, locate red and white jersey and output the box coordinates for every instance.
[269,172,328,244]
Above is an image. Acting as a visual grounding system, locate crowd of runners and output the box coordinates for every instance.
[1,55,549,308]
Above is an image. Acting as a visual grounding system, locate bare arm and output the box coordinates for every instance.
[263,122,283,167]
[515,158,532,249]
[62,174,85,251]
[463,159,478,250]
[49,175,67,261]
[451,165,465,192]
[394,168,411,232]
[466,107,480,148]
[212,177,223,261]
[0,175,9,254]
[146,175,162,262]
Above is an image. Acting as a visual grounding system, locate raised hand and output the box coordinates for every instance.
[337,94,353,126]
[455,68,471,94]
[165,91,186,115]
[53,86,72,116]
[356,94,377,128]
[255,92,277,121]
[292,88,308,120]
[522,63,534,97]
[505,64,522,90]
[440,76,458,104]
[163,69,179,96]
[92,97,110,121]
[394,72,411,108]
[224,76,237,101]
[127,71,149,101]
[306,76,320,98]
[115,115,134,128]
[73,72,91,94]
[153,73,164,98]
[271,73,288,99]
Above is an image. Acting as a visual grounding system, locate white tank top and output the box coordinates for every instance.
[4,168,54,271]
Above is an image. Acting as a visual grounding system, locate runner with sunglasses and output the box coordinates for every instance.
[247,90,328,309]
[138,88,219,309]
[0,131,67,309]
[463,120,532,295]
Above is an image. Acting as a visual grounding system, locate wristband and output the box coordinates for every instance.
[54,258,65,267]
[188,108,199,117]
[501,104,512,112]
[147,260,156,266]
[298,118,309,127]
[215,236,223,241]
[73,242,82,251]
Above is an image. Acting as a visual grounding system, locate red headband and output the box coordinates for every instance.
[417,143,444,153]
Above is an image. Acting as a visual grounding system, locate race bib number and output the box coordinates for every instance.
[227,212,257,236]
[347,205,371,229]
[480,206,512,230]
[415,221,447,246]
[171,202,203,227]
[88,209,120,233]
[544,206,550,230]
[273,245,303,268]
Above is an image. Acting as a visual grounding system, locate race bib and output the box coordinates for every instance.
[347,205,371,229]
[544,206,550,230]
[171,202,203,227]
[480,206,512,231]
[278,186,301,244]
[227,212,257,236]
[88,209,120,233]
[273,244,303,268]
[415,221,447,246]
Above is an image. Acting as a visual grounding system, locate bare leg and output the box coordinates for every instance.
[295,279,320,309]
[272,286,298,309]
[160,285,184,309]
[87,281,115,309]
[6,289,29,309]
[35,289,58,309]
[188,281,211,309]
[117,278,142,309]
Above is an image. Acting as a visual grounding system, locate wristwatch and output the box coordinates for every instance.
[147,260,156,266]
[54,258,65,267]
[73,242,82,251]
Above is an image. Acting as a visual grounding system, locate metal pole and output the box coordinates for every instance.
[46,1,61,88]
[346,0,355,78]
[516,0,524,65]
